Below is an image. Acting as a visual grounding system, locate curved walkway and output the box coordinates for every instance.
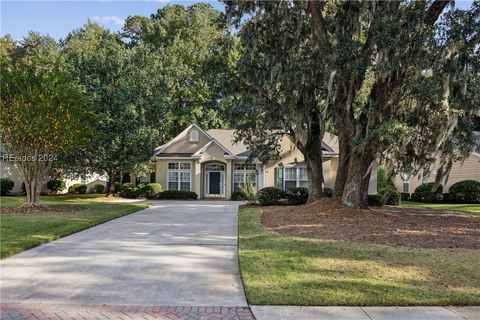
[1,201,254,319]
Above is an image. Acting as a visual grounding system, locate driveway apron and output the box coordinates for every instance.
[0,201,247,307]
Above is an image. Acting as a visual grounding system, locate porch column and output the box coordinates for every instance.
[226,160,232,199]
[194,160,201,199]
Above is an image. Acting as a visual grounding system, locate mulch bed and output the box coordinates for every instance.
[0,205,83,214]
[261,198,480,249]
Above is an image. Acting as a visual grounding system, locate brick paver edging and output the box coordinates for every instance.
[0,303,255,320]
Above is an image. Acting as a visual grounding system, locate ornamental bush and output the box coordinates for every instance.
[448,180,480,203]
[93,184,105,194]
[69,183,87,194]
[119,183,143,199]
[258,187,283,206]
[47,179,66,194]
[412,182,443,203]
[231,190,247,201]
[157,190,198,200]
[238,181,257,203]
[367,194,384,206]
[142,183,162,199]
[322,188,333,198]
[379,187,401,205]
[285,187,308,205]
[0,178,14,196]
[401,192,410,201]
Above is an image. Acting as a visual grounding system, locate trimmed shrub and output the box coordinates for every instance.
[448,180,480,204]
[119,183,143,199]
[47,179,66,194]
[93,184,105,194]
[379,187,401,205]
[322,188,333,198]
[157,190,198,200]
[231,190,247,201]
[401,192,410,201]
[258,187,283,206]
[68,183,87,194]
[142,183,162,199]
[74,183,88,194]
[285,187,308,205]
[0,178,14,196]
[367,194,385,207]
[412,182,443,203]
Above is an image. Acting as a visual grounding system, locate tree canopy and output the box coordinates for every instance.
[226,0,479,207]
[0,33,92,205]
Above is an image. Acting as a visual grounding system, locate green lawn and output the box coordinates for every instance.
[0,194,148,258]
[402,201,480,215]
[238,207,480,306]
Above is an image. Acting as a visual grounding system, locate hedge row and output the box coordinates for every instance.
[405,180,480,204]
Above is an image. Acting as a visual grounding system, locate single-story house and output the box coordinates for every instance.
[394,133,480,193]
[147,124,378,199]
[0,144,107,194]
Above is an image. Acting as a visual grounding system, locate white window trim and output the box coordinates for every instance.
[233,170,257,191]
[282,166,308,190]
[189,130,199,142]
[167,162,192,191]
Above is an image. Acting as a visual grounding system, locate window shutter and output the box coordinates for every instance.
[275,167,284,190]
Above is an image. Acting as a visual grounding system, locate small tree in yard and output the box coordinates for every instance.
[0,33,91,206]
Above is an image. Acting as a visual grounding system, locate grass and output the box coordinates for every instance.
[0,194,148,258]
[402,201,480,215]
[238,207,480,306]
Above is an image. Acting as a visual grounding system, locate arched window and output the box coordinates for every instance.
[190,130,198,142]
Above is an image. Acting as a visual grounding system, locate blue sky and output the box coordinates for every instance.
[1,0,225,41]
[1,0,474,41]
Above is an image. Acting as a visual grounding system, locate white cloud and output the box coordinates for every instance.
[92,15,125,26]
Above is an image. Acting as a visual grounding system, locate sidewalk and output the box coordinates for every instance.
[251,306,480,320]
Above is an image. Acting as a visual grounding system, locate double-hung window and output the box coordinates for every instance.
[167,162,191,190]
[233,163,257,191]
[278,166,308,190]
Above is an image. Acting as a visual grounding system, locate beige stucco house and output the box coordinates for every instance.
[394,139,480,194]
[149,124,377,199]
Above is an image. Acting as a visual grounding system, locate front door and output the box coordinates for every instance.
[209,172,221,195]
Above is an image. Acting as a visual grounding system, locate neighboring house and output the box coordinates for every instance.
[149,124,378,199]
[1,145,108,194]
[394,133,480,193]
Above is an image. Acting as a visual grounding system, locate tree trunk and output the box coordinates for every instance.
[299,110,326,203]
[341,149,374,208]
[333,130,352,196]
[24,179,41,206]
[106,171,116,196]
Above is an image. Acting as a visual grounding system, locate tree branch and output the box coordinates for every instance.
[424,0,450,25]
[308,1,328,44]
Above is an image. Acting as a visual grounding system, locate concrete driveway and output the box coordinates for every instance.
[0,201,247,307]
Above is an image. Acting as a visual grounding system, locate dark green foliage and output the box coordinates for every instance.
[401,193,411,201]
[367,194,385,207]
[448,180,480,204]
[0,178,14,196]
[69,183,87,194]
[322,188,333,198]
[93,184,105,194]
[157,190,198,200]
[412,183,443,203]
[20,182,26,195]
[285,187,308,205]
[258,187,283,206]
[46,179,66,194]
[119,183,143,199]
[379,187,401,205]
[142,183,162,199]
[231,190,247,201]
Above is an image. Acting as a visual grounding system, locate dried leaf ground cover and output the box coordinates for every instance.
[0,195,148,258]
[261,199,480,249]
[238,206,480,305]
